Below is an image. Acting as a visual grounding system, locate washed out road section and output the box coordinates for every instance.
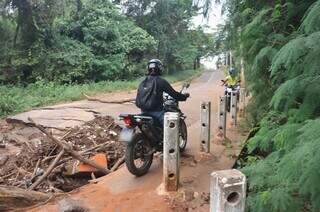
[30,70,247,212]
[6,71,213,129]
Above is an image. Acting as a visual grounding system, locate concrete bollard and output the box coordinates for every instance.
[230,91,238,125]
[200,101,211,153]
[163,112,180,191]
[210,169,246,212]
[218,96,227,138]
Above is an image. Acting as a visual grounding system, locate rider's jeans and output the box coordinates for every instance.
[142,110,165,127]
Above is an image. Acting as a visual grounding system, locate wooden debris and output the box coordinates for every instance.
[6,133,35,152]
[1,115,124,194]
[28,118,111,175]
[29,149,65,190]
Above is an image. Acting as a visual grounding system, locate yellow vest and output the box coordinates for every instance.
[225,75,238,86]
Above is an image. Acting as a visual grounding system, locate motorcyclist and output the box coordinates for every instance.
[135,59,189,127]
[222,67,240,94]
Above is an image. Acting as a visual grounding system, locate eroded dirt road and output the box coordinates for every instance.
[13,70,247,212]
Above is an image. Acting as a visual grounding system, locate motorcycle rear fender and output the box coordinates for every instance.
[119,127,135,144]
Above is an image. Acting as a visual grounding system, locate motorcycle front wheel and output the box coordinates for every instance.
[125,133,154,177]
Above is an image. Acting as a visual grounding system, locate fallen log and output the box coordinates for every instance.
[83,93,135,104]
[0,186,50,211]
[28,118,110,175]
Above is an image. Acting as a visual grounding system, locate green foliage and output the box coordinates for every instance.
[41,38,94,83]
[217,0,320,210]
[247,111,286,153]
[0,0,212,85]
[244,119,320,212]
[300,1,320,34]
[271,32,320,82]
[0,17,15,64]
[0,0,156,84]
[270,31,320,122]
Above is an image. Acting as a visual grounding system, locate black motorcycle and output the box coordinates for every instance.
[119,83,190,177]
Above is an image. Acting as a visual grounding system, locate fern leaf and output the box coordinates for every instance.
[300,0,320,34]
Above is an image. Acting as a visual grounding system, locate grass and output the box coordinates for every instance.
[0,69,202,118]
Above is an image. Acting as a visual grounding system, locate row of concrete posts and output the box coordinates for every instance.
[162,88,247,212]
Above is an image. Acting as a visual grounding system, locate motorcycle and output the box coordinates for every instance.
[118,83,190,177]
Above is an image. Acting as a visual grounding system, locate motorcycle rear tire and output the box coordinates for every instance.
[125,133,153,177]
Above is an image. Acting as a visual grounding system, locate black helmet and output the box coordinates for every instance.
[147,59,164,75]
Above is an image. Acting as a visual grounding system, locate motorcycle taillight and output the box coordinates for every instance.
[124,117,133,127]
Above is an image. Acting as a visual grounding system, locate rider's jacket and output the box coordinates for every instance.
[225,75,239,87]
[136,75,187,112]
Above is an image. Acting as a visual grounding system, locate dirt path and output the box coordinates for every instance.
[25,70,247,212]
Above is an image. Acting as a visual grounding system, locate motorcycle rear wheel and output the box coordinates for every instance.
[125,133,153,177]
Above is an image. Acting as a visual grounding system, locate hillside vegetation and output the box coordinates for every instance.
[0,0,213,117]
[0,69,200,118]
[217,0,320,211]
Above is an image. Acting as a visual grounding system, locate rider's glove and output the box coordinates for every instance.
[184,93,190,99]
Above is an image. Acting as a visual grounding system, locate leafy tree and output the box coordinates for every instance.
[117,0,215,72]
[58,0,156,81]
[216,0,320,211]
[0,0,156,84]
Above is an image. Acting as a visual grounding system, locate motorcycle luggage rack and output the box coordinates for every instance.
[119,114,154,124]
[133,115,153,123]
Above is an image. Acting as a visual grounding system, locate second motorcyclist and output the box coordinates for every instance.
[222,67,240,95]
